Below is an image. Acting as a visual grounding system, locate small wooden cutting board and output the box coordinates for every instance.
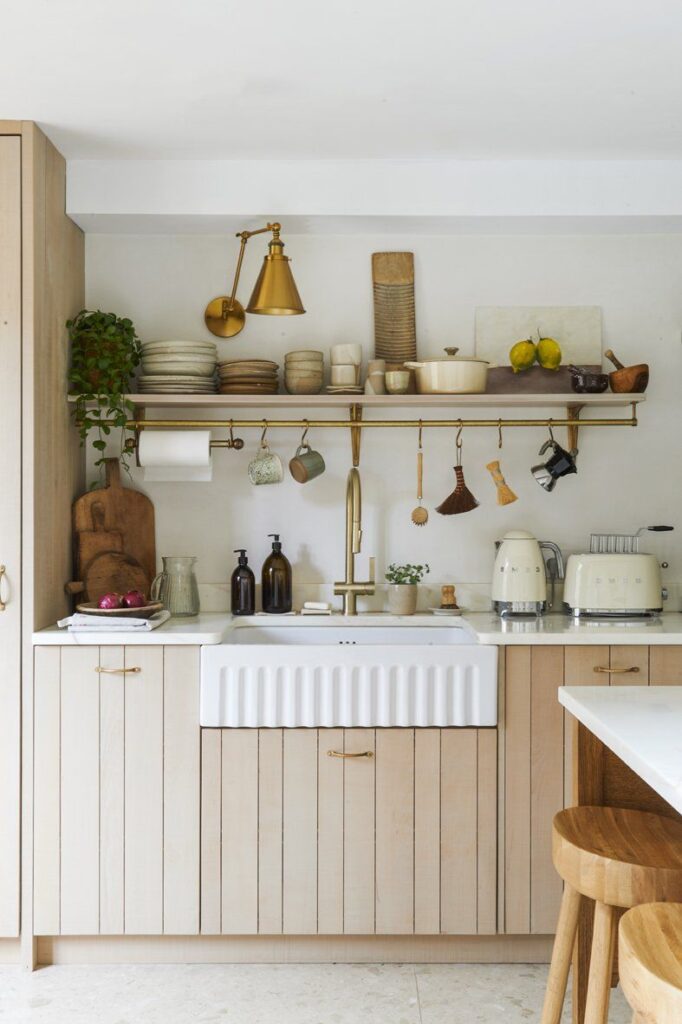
[72,459,156,588]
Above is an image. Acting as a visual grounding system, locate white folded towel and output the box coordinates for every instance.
[57,610,172,632]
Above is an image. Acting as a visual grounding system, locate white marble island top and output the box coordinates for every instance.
[559,685,682,814]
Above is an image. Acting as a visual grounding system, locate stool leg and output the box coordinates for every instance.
[541,883,582,1024]
[584,901,617,1024]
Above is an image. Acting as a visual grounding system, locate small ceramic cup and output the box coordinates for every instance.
[331,343,362,366]
[289,444,326,483]
[248,444,283,485]
[331,364,358,386]
[385,370,410,394]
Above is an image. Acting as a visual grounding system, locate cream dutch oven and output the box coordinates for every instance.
[404,348,489,394]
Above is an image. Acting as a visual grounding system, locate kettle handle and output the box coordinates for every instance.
[539,541,565,580]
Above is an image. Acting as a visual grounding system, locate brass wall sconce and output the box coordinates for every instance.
[204,221,305,338]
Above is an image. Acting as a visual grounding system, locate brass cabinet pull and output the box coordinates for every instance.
[327,750,374,759]
[593,665,640,674]
[96,666,142,675]
[0,566,6,611]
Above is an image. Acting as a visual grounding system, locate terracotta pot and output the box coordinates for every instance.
[387,583,418,616]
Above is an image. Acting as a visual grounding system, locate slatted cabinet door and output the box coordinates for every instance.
[201,727,497,936]
[33,645,201,935]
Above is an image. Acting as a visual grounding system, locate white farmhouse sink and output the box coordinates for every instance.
[200,622,497,728]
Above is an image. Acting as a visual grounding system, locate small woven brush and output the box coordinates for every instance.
[436,431,479,515]
[486,460,517,505]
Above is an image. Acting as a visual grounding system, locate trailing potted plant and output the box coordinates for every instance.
[385,562,430,616]
[67,309,141,481]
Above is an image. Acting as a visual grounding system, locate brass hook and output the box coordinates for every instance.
[498,419,503,450]
[260,420,269,446]
[456,421,463,448]
[547,419,555,443]
[300,420,310,447]
[228,419,244,451]
[418,419,423,450]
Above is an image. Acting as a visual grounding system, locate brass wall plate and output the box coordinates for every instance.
[204,296,246,338]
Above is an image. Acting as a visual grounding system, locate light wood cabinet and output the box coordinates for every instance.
[0,135,22,938]
[502,644,682,937]
[33,645,200,936]
[200,726,497,936]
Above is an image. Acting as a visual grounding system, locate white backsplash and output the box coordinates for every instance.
[86,231,682,606]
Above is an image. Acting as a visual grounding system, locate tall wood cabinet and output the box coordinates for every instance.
[0,122,84,954]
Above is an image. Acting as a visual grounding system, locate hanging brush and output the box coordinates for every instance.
[486,461,517,505]
[436,427,479,515]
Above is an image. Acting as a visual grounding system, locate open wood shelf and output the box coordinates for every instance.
[70,393,645,410]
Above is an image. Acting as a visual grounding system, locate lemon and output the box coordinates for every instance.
[509,338,537,373]
[536,336,562,370]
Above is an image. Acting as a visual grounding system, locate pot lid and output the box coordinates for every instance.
[415,347,489,364]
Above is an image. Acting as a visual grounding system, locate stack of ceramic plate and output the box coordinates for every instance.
[138,340,217,393]
[217,359,279,395]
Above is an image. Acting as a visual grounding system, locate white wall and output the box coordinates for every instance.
[85,232,681,609]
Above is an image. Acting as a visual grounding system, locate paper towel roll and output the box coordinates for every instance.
[139,430,212,482]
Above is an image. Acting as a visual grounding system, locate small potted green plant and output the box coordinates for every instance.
[385,562,430,616]
[67,309,141,480]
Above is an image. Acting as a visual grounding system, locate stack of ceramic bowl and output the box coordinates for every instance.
[217,359,279,395]
[327,343,363,394]
[138,340,217,394]
[284,350,324,395]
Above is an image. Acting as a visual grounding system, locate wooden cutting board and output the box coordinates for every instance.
[72,459,156,586]
[83,551,150,605]
[75,501,124,579]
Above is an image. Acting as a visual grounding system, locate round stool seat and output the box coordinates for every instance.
[620,903,682,1024]
[552,806,682,908]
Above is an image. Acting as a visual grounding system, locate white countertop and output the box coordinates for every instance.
[464,611,682,645]
[33,612,232,646]
[33,610,682,646]
[559,685,682,814]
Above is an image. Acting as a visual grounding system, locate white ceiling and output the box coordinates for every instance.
[3,0,682,160]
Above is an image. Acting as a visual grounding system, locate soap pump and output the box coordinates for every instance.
[261,534,292,614]
[231,549,255,616]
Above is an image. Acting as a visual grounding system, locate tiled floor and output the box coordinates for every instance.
[0,963,632,1023]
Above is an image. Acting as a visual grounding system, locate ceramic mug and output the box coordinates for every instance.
[248,443,283,485]
[289,444,326,483]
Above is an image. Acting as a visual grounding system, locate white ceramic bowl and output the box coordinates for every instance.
[331,343,362,366]
[285,350,324,362]
[142,358,216,377]
[331,364,358,386]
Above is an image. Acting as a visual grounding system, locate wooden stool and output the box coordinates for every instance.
[619,903,682,1024]
[540,806,682,1024]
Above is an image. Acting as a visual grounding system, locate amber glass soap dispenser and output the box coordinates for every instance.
[261,534,292,614]
[231,549,255,616]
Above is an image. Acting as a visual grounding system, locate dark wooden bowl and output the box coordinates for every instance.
[609,363,649,393]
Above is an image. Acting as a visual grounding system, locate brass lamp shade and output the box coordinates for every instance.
[246,238,305,316]
[205,222,304,337]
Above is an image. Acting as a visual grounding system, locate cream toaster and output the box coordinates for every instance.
[563,553,664,617]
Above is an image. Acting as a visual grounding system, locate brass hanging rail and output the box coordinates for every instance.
[124,414,637,430]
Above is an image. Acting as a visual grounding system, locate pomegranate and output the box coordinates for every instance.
[122,590,146,609]
[98,592,123,610]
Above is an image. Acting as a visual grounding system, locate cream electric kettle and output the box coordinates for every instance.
[492,530,565,617]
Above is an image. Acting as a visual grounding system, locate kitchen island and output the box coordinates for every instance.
[559,684,682,1023]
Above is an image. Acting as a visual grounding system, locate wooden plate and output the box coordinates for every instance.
[76,601,164,619]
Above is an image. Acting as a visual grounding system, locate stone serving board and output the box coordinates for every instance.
[475,306,602,368]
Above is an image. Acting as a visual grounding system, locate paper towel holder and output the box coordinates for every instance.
[124,421,245,462]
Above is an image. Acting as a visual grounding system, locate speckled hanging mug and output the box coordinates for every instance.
[248,426,283,486]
